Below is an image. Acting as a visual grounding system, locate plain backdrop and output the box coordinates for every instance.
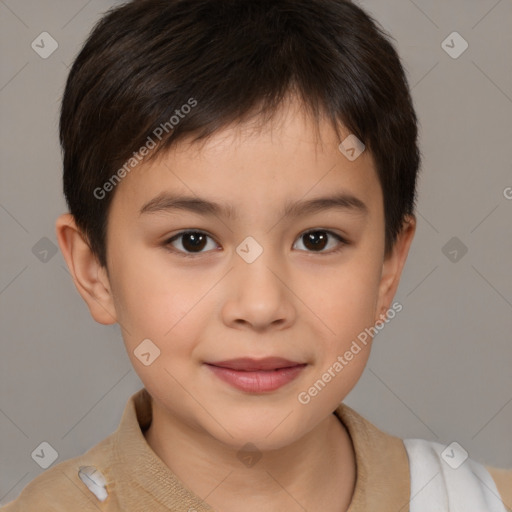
[1,0,511,505]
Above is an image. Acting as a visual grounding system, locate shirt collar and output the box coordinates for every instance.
[111,387,410,511]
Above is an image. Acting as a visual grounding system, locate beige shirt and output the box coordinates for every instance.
[2,387,511,511]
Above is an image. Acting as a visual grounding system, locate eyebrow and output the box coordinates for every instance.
[139,191,368,219]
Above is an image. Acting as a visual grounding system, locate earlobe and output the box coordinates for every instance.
[55,213,117,325]
[375,215,416,322]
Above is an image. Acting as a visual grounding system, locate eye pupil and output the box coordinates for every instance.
[303,231,328,251]
[182,232,207,252]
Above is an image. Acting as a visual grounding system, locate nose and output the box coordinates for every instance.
[221,244,296,332]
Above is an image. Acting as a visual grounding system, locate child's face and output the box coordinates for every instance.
[71,99,414,450]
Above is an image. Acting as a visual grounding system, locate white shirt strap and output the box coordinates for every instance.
[403,438,507,512]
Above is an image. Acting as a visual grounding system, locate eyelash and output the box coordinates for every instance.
[163,229,349,258]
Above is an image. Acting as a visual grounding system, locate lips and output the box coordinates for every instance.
[206,357,304,371]
[205,357,307,392]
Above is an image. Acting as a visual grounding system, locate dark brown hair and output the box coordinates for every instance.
[60,0,421,268]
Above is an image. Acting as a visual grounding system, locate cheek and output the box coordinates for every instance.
[109,247,194,345]
[315,254,382,335]
[301,261,380,406]
[303,260,382,405]
[109,247,223,371]
[109,252,208,394]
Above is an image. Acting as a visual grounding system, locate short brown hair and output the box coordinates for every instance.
[60,0,421,268]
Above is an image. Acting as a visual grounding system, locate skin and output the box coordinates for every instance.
[56,97,416,512]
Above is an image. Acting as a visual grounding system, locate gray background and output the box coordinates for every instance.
[1,0,511,505]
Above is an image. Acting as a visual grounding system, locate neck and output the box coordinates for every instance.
[144,401,356,512]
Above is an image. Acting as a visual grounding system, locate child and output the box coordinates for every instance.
[2,0,510,510]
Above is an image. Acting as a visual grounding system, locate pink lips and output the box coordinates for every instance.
[205,357,307,393]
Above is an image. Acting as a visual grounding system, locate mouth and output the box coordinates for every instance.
[204,357,308,393]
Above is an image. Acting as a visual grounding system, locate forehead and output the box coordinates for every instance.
[109,100,382,222]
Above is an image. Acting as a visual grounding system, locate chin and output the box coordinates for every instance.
[204,412,309,451]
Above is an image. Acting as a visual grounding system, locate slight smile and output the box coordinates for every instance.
[205,357,308,393]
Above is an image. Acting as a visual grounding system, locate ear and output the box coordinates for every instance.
[375,215,416,322]
[55,213,117,325]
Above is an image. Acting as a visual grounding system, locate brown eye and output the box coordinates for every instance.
[166,231,218,255]
[294,230,346,253]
